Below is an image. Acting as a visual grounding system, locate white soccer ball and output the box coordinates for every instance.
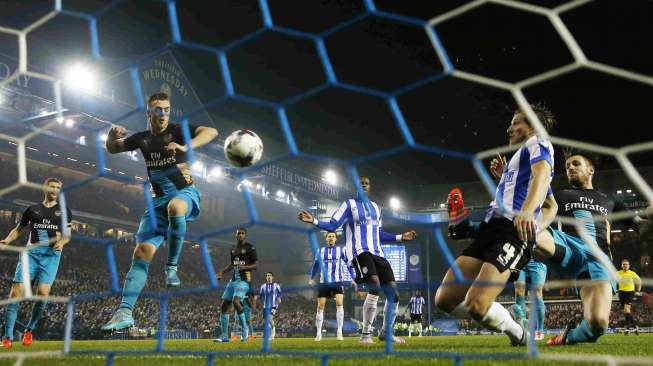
[223,129,263,168]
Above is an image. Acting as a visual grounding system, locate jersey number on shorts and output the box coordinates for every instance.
[498,243,516,267]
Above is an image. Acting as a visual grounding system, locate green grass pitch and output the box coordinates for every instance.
[1,334,652,366]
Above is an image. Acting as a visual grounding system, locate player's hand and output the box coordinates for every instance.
[635,292,642,297]
[402,230,417,241]
[298,210,314,224]
[489,154,507,180]
[308,279,315,287]
[514,210,536,242]
[53,241,64,252]
[0,240,8,251]
[216,271,223,280]
[165,142,187,155]
[108,126,128,139]
[351,281,358,292]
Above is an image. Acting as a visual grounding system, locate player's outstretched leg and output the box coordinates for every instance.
[548,282,610,346]
[165,199,189,288]
[102,243,156,332]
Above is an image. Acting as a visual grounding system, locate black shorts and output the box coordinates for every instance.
[619,291,635,306]
[352,252,395,284]
[461,217,533,281]
[317,283,344,298]
[410,313,422,323]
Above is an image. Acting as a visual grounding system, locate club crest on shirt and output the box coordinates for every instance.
[241,249,246,254]
[163,133,173,144]
[361,266,368,274]
[54,211,62,217]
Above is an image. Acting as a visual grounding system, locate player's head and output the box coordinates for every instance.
[622,259,630,271]
[359,176,371,193]
[509,103,556,145]
[325,231,337,246]
[415,289,421,297]
[564,151,596,188]
[236,227,247,244]
[43,177,63,202]
[146,92,171,132]
[265,271,274,283]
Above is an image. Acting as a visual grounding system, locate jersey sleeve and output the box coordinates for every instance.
[315,201,350,232]
[122,132,143,152]
[526,137,554,169]
[19,207,32,226]
[259,285,265,298]
[309,252,320,279]
[380,230,401,242]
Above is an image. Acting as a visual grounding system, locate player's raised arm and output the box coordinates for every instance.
[105,126,130,154]
[298,200,350,232]
[188,125,218,150]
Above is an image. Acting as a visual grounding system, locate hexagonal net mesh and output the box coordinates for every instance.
[0,0,651,365]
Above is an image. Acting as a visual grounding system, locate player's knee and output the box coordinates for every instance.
[434,288,456,313]
[133,244,155,261]
[9,285,23,298]
[167,200,188,217]
[587,316,608,333]
[221,301,232,312]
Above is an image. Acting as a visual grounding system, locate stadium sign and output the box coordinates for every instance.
[260,164,347,201]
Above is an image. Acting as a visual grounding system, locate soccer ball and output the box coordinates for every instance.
[223,129,263,167]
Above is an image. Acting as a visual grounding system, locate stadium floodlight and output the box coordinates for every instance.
[100,133,108,142]
[64,119,75,128]
[209,166,223,178]
[255,183,261,190]
[389,197,401,211]
[617,190,623,194]
[626,189,632,193]
[56,116,64,124]
[439,203,446,208]
[191,160,205,173]
[323,169,338,185]
[64,63,98,92]
[276,189,286,198]
[242,179,253,187]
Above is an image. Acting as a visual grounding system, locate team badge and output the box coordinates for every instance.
[54,211,62,217]
[361,266,368,274]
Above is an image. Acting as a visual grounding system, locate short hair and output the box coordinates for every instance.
[325,231,337,236]
[564,148,599,169]
[515,102,556,132]
[622,259,630,263]
[44,177,63,186]
[266,271,274,276]
[236,227,247,233]
[147,92,170,107]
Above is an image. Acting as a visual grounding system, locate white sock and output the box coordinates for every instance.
[336,305,344,333]
[449,303,470,319]
[418,323,423,336]
[316,309,324,336]
[381,301,399,334]
[480,302,523,342]
[362,294,379,334]
[408,326,412,337]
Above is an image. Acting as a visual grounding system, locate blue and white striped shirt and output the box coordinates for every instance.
[259,282,282,309]
[486,135,554,225]
[310,245,356,283]
[314,198,402,261]
[408,296,425,315]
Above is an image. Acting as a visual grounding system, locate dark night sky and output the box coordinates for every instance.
[0,0,652,207]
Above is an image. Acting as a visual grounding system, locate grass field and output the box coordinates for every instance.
[1,334,653,366]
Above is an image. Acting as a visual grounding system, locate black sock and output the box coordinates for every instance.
[550,244,566,264]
